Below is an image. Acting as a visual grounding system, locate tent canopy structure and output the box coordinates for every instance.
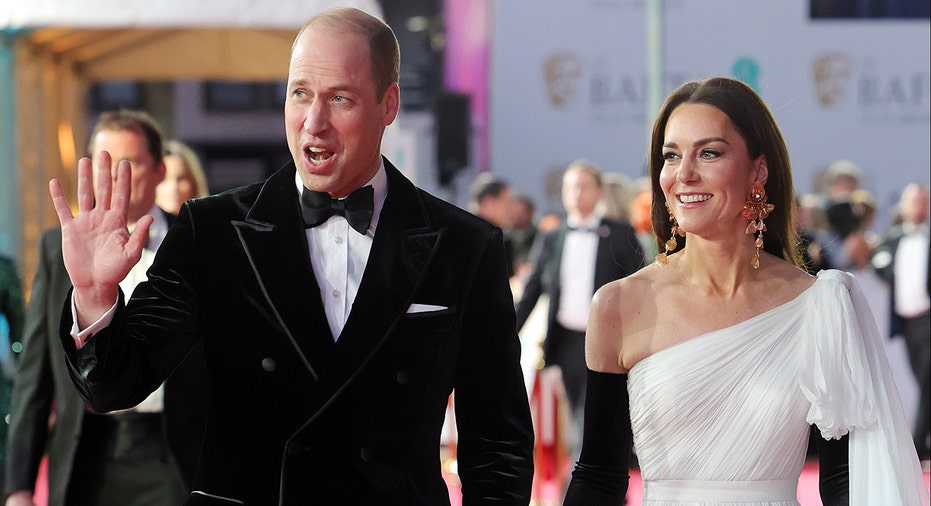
[0,0,381,295]
[1,0,382,29]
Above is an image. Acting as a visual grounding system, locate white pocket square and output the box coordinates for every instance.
[406,303,448,313]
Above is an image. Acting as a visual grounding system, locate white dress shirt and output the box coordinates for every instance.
[556,213,601,332]
[296,162,388,340]
[893,223,931,318]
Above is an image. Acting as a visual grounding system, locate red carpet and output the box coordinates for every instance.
[444,460,931,505]
[35,454,931,504]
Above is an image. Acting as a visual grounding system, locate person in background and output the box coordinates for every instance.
[564,77,928,504]
[47,8,533,504]
[5,110,207,506]
[0,254,24,493]
[872,183,931,465]
[795,192,831,274]
[629,177,659,261]
[600,172,635,225]
[0,255,23,369]
[819,159,862,203]
[469,173,517,277]
[507,193,538,286]
[816,159,865,270]
[515,159,644,495]
[155,139,209,215]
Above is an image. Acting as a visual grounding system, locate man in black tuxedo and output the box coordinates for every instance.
[49,8,533,505]
[6,110,206,506]
[515,159,644,468]
[872,183,931,462]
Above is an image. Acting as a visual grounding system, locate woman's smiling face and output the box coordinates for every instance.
[659,102,767,238]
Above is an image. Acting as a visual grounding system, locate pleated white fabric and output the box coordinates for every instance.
[628,269,929,505]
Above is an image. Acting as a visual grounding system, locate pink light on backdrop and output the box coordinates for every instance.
[443,0,489,171]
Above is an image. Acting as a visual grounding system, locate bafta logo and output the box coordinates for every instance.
[813,53,853,108]
[543,53,583,108]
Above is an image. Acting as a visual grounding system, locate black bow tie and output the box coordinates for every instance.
[301,185,374,235]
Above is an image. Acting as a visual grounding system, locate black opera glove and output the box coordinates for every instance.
[564,369,632,505]
[817,432,850,505]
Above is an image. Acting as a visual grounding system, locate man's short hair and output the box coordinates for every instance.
[468,173,510,213]
[87,109,165,167]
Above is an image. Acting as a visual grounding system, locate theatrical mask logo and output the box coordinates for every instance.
[813,52,853,107]
[543,53,583,108]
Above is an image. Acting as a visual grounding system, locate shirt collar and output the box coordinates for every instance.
[128,204,168,250]
[567,212,601,231]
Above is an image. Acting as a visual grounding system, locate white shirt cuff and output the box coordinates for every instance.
[70,295,118,350]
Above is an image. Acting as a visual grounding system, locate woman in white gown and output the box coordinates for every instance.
[563,77,929,505]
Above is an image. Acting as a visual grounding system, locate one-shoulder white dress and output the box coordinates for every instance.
[628,270,929,505]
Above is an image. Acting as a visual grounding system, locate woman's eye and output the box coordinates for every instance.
[663,151,679,161]
[700,148,721,158]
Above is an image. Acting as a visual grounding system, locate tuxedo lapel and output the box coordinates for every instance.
[232,163,332,381]
[314,161,442,396]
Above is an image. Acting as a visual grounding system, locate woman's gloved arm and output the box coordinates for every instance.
[563,369,632,505]
[817,431,849,505]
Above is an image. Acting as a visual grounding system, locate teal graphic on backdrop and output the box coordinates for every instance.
[732,57,761,94]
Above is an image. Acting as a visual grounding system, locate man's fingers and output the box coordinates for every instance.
[76,156,95,213]
[110,159,133,216]
[94,151,114,211]
[49,179,74,226]
[128,215,154,253]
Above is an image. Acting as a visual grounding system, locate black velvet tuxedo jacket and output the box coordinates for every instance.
[514,218,645,363]
[59,159,534,505]
[7,218,206,506]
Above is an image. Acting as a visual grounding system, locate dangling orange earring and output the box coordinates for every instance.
[655,202,685,266]
[741,184,775,269]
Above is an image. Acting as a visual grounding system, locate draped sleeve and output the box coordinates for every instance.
[800,269,929,505]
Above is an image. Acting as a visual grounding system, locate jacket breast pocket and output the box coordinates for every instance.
[391,308,457,371]
[400,306,455,332]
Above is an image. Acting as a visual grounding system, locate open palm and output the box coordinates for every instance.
[49,152,152,325]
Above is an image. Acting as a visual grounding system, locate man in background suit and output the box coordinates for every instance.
[48,8,533,504]
[469,173,517,277]
[515,159,644,469]
[5,110,206,506]
[872,183,930,462]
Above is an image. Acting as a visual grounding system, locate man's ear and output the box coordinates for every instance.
[155,160,167,185]
[382,82,400,126]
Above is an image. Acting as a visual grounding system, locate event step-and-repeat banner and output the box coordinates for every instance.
[490,0,930,228]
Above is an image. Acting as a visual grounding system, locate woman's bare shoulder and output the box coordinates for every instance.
[586,267,659,373]
[762,257,818,299]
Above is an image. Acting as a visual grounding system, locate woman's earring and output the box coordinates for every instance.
[741,184,775,269]
[655,202,685,266]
